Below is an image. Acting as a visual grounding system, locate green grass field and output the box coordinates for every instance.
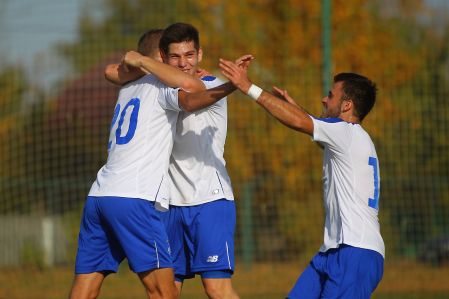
[1,260,448,298]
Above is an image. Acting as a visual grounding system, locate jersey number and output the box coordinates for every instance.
[368,157,380,210]
[108,98,140,150]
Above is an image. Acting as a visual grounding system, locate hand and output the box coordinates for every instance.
[219,58,253,93]
[272,86,299,107]
[122,51,144,69]
[234,54,254,70]
[196,68,211,78]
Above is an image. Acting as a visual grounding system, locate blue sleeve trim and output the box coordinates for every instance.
[313,117,344,123]
[201,75,216,81]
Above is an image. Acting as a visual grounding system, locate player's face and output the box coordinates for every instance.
[163,41,203,76]
[321,81,346,118]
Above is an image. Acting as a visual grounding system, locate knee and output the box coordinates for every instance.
[204,283,222,299]
[203,283,238,299]
[147,285,178,299]
[69,287,101,299]
[163,286,179,299]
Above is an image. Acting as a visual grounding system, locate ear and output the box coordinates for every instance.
[160,49,168,63]
[197,48,203,63]
[342,99,352,113]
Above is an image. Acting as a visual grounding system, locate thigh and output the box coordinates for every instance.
[190,199,236,273]
[287,253,325,299]
[98,196,172,273]
[75,197,124,274]
[161,206,192,279]
[322,245,384,299]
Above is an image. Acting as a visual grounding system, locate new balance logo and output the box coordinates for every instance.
[207,255,219,263]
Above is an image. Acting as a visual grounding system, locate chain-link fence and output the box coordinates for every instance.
[1,0,448,298]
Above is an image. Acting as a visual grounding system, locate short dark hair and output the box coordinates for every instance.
[137,29,164,58]
[334,72,377,121]
[159,23,200,56]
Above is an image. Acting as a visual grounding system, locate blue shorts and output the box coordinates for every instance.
[75,196,172,274]
[287,245,384,299]
[160,199,236,280]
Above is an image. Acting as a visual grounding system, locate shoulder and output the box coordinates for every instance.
[201,75,224,88]
[313,117,345,124]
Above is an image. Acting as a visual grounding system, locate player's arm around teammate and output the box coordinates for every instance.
[119,51,254,112]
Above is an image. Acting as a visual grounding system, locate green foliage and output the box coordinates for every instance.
[19,0,449,261]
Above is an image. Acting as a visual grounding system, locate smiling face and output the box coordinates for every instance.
[163,40,202,76]
[321,81,348,118]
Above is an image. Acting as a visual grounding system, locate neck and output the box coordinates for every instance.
[340,113,360,124]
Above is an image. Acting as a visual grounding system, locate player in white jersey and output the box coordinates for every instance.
[219,60,384,299]
[69,30,241,299]
[104,23,251,299]
[158,23,241,299]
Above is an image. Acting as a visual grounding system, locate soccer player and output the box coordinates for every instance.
[69,30,240,299]
[160,23,240,299]
[105,23,244,299]
[219,59,384,299]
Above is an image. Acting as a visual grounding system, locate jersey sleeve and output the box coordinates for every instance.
[202,76,224,89]
[312,117,352,153]
[202,76,227,111]
[157,85,182,111]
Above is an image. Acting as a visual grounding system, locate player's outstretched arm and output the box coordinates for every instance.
[179,82,236,112]
[177,54,254,112]
[104,63,145,86]
[123,51,205,93]
[219,58,313,136]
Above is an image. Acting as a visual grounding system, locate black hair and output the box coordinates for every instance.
[137,29,164,58]
[334,72,377,121]
[159,23,200,56]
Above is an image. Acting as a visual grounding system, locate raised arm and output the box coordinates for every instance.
[105,63,145,86]
[177,54,254,112]
[123,51,205,93]
[178,82,237,112]
[219,58,313,136]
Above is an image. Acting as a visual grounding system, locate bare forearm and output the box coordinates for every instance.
[179,82,236,112]
[256,91,313,135]
[105,64,145,85]
[139,57,205,92]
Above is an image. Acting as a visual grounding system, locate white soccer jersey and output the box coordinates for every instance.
[312,117,385,257]
[168,76,234,206]
[88,74,181,210]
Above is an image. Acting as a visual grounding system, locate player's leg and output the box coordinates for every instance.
[100,196,177,298]
[69,196,125,299]
[160,205,194,295]
[138,268,179,299]
[286,253,326,299]
[321,245,384,299]
[201,275,239,299]
[188,199,239,298]
[69,272,106,299]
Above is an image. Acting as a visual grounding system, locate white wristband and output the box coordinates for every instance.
[247,84,263,101]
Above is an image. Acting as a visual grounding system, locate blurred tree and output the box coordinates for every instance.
[51,0,448,260]
[0,66,32,213]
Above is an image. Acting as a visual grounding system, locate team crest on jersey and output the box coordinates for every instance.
[207,255,219,263]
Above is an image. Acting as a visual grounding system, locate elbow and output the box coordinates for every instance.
[179,101,196,112]
[104,64,114,78]
[104,64,117,83]
[180,80,205,93]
